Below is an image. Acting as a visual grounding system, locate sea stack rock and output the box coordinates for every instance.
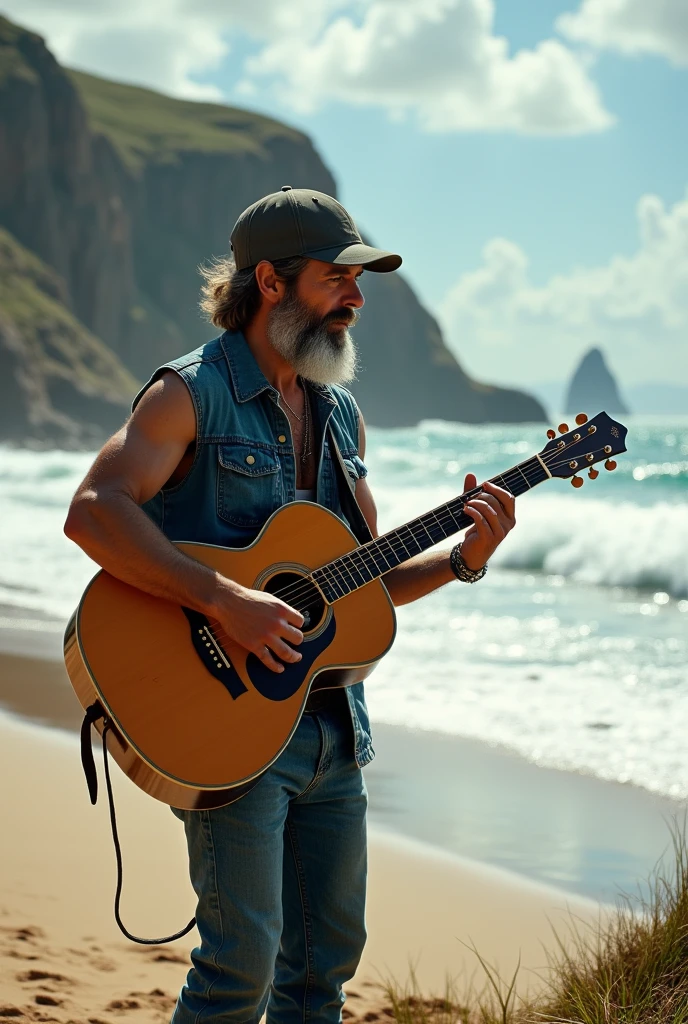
[565,348,630,416]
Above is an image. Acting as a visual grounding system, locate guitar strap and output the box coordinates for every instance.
[327,424,374,545]
[81,702,197,945]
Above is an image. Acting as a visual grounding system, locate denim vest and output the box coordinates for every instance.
[133,330,375,768]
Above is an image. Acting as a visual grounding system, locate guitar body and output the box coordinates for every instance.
[64,502,396,810]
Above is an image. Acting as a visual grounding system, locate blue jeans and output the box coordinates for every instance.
[170,702,368,1024]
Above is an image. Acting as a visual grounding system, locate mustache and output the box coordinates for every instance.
[323,307,359,328]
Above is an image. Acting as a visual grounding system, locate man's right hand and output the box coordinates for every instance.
[210,581,305,674]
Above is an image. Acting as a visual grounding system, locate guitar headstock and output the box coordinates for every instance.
[539,411,628,486]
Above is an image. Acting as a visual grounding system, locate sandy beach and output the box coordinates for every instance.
[0,625,663,1021]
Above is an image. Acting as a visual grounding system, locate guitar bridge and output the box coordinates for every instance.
[181,607,248,700]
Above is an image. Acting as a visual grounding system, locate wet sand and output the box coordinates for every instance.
[0,624,622,1018]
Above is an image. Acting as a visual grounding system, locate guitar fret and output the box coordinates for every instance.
[341,558,367,589]
[315,564,348,601]
[428,510,451,539]
[446,499,467,529]
[400,524,423,554]
[394,530,413,558]
[347,548,375,583]
[317,455,550,602]
[378,537,401,569]
[336,562,359,594]
[417,516,435,544]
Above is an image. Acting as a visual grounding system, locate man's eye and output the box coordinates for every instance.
[329,276,343,282]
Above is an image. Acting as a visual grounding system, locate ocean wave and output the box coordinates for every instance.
[493,495,688,598]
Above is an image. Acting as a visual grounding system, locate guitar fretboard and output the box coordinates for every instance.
[312,455,548,602]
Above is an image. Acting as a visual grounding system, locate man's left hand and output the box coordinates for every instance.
[460,474,516,571]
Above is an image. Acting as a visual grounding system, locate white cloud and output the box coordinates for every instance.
[440,188,688,387]
[4,0,228,98]
[247,0,613,134]
[4,0,613,134]
[558,0,688,67]
[3,0,337,98]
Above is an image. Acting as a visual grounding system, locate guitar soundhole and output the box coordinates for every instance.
[262,572,326,636]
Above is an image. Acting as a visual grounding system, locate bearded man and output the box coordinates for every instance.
[64,186,516,1024]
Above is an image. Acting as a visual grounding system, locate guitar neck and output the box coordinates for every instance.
[312,455,550,603]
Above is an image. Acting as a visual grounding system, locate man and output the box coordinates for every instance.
[64,186,516,1023]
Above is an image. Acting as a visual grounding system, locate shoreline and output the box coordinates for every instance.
[365,722,684,903]
[0,709,603,1010]
[0,622,683,905]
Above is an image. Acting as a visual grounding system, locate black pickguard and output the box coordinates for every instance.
[182,606,337,703]
[247,614,337,701]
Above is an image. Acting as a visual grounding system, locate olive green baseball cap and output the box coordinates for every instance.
[230,186,402,273]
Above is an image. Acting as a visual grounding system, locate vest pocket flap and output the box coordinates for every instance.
[218,445,280,477]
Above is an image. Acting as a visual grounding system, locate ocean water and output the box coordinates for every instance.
[0,418,687,801]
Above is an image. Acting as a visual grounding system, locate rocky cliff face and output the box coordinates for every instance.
[565,348,630,417]
[0,227,137,446]
[0,15,544,441]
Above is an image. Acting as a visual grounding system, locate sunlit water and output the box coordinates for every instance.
[1,417,686,801]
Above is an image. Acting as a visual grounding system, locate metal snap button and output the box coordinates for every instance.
[245,455,255,465]
[278,434,286,443]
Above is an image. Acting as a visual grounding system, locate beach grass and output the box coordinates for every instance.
[383,820,688,1024]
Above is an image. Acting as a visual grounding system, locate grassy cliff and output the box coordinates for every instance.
[0,227,137,444]
[68,69,306,173]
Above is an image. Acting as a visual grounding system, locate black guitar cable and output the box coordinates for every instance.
[81,702,196,945]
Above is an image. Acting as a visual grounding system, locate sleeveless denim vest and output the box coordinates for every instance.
[133,330,375,769]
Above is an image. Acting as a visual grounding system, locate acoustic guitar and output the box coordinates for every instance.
[64,411,627,810]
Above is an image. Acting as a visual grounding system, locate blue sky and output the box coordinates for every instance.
[6,0,688,393]
[207,26,688,304]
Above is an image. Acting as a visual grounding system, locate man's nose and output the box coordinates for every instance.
[344,280,365,309]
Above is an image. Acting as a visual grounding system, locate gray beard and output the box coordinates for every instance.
[266,290,359,386]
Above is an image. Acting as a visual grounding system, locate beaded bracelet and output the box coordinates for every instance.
[449,543,488,583]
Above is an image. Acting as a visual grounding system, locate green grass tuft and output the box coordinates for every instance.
[383,818,688,1024]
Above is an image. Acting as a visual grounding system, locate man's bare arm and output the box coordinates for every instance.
[354,413,516,607]
[65,372,214,604]
[64,372,304,673]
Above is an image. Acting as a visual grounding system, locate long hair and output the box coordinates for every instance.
[198,255,309,332]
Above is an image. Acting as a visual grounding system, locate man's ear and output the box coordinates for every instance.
[254,261,284,306]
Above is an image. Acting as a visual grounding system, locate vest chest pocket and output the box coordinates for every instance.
[217,444,282,528]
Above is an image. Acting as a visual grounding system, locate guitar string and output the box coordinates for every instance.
[211,439,604,635]
[266,434,597,607]
[209,459,546,642]
[209,438,615,646]
[211,438,611,654]
[212,468,529,630]
[311,431,606,600]
[292,455,549,601]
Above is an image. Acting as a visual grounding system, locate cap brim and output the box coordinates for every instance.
[305,242,402,273]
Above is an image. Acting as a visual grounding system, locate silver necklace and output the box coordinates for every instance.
[279,379,312,463]
[279,384,304,421]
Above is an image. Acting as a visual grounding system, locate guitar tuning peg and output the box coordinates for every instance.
[605,459,617,471]
[546,429,556,439]
[558,423,569,434]
[571,475,584,488]
[575,413,588,425]
[588,468,599,479]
